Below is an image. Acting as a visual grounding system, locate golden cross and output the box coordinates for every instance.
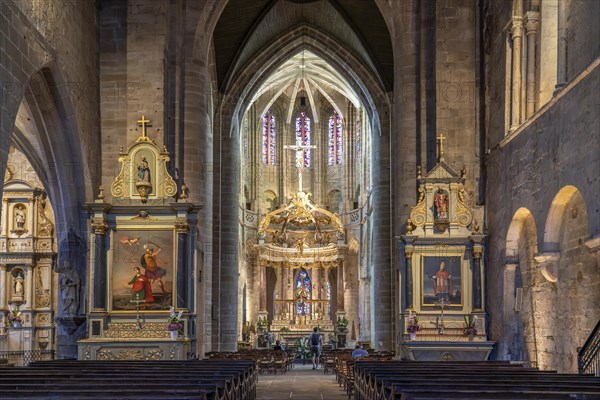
[437,133,446,159]
[137,115,151,138]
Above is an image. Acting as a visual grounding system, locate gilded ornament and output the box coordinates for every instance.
[409,187,427,226]
[455,188,473,227]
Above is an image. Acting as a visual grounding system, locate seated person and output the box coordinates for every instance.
[351,344,369,359]
[273,340,284,351]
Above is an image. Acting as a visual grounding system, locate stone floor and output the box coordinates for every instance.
[256,363,348,399]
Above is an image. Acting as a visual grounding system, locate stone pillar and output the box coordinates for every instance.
[554,0,568,93]
[510,17,524,131]
[259,263,267,311]
[524,12,540,118]
[1,199,8,236]
[91,222,108,310]
[501,263,518,360]
[0,265,6,309]
[336,260,344,312]
[25,265,34,307]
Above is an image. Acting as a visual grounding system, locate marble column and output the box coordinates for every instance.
[259,264,267,311]
[176,223,189,309]
[524,11,540,118]
[92,223,108,310]
[510,16,524,131]
[472,247,483,310]
[405,247,413,309]
[26,265,34,308]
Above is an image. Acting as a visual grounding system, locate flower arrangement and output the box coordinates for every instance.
[167,306,184,334]
[257,317,270,329]
[294,337,311,361]
[406,311,423,334]
[463,314,478,336]
[280,326,290,333]
[336,316,349,329]
[7,305,23,327]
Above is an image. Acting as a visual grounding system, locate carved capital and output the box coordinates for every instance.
[91,221,109,235]
[524,11,540,34]
[534,252,560,283]
[472,245,483,259]
[174,221,190,235]
[511,17,523,38]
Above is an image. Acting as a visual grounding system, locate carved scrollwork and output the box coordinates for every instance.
[97,348,164,361]
[455,188,473,227]
[162,161,177,197]
[110,158,126,198]
[409,187,427,226]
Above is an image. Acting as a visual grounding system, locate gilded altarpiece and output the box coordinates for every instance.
[399,156,493,361]
[78,126,199,361]
[1,154,56,364]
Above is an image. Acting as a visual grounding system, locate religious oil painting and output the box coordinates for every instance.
[422,256,462,306]
[111,229,175,311]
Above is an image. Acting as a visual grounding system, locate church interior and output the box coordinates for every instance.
[0,0,599,397]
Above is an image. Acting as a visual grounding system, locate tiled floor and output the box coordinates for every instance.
[256,363,348,399]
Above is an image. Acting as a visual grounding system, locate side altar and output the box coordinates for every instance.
[78,117,200,360]
[398,135,494,361]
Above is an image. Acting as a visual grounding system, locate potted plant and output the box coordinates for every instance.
[463,314,478,341]
[167,306,183,340]
[294,337,311,364]
[336,316,349,331]
[406,311,422,340]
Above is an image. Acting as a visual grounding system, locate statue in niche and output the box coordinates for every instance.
[14,205,26,229]
[434,190,449,220]
[60,262,80,315]
[14,272,24,299]
[137,157,151,183]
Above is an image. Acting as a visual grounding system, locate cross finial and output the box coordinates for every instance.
[437,133,446,160]
[137,115,151,138]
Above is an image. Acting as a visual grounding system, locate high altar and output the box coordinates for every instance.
[399,136,494,361]
[249,145,350,347]
[77,117,200,361]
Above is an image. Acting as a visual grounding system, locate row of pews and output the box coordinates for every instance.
[0,359,257,399]
[351,360,600,400]
[207,349,295,375]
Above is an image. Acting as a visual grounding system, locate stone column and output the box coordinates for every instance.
[175,222,190,309]
[259,263,267,311]
[554,0,568,93]
[25,265,34,307]
[524,12,540,118]
[336,260,344,312]
[91,222,108,310]
[501,263,518,360]
[472,246,483,310]
[1,199,8,236]
[0,265,6,309]
[510,16,524,131]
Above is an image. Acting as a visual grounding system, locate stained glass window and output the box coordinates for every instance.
[243,117,249,160]
[262,110,276,165]
[295,111,311,167]
[328,111,343,165]
[356,119,361,159]
[295,269,311,316]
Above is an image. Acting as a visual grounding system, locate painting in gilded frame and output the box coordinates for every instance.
[421,256,462,306]
[111,229,175,311]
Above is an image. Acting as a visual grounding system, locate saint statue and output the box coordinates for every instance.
[14,273,24,298]
[14,206,26,229]
[137,157,151,183]
[60,262,80,315]
[435,190,449,220]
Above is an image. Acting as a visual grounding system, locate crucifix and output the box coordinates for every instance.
[137,115,151,138]
[284,144,316,192]
[437,133,446,160]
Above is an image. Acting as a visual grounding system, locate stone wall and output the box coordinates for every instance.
[485,0,600,372]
